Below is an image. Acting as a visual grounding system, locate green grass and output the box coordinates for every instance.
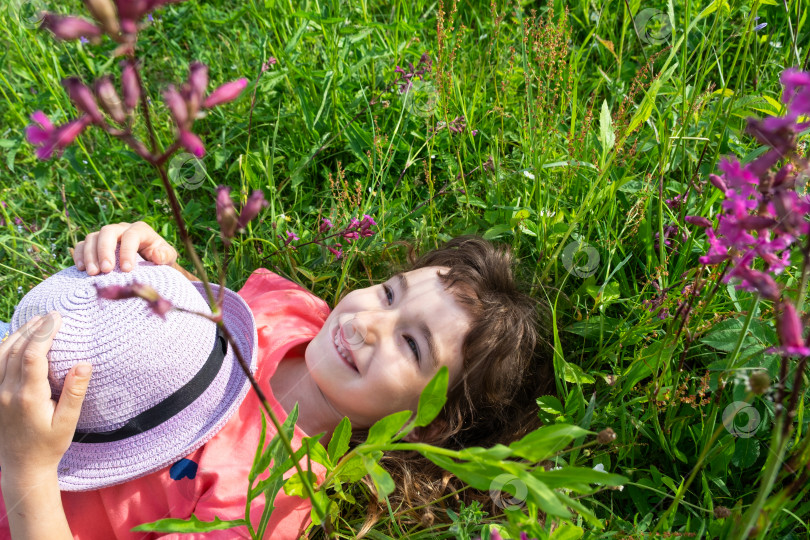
[1,0,810,538]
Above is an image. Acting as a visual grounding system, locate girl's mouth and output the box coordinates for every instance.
[333,327,359,372]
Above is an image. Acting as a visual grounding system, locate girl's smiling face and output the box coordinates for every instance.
[304,266,470,428]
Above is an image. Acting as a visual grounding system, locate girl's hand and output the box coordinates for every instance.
[72,221,178,275]
[0,313,92,475]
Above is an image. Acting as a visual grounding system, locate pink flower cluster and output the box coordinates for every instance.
[164,63,248,158]
[698,67,810,356]
[41,0,184,43]
[391,53,432,93]
[26,0,248,162]
[215,186,268,244]
[94,281,172,319]
[314,215,377,260]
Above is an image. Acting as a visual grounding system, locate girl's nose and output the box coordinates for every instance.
[339,314,375,347]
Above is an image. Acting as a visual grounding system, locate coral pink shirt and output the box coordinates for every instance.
[0,269,330,539]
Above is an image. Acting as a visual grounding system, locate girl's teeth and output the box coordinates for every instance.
[334,333,352,363]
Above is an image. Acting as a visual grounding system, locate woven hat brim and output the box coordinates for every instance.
[56,283,258,492]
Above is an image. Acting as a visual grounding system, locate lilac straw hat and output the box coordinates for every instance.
[10,252,257,492]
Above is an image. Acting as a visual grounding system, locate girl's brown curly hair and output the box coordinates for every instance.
[348,235,555,535]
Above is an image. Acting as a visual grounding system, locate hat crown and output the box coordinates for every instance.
[11,255,217,433]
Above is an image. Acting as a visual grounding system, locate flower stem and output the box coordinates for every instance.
[155,163,329,531]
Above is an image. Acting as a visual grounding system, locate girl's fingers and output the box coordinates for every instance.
[73,241,86,270]
[0,316,44,387]
[120,221,154,270]
[83,232,100,275]
[18,313,60,388]
[96,223,128,273]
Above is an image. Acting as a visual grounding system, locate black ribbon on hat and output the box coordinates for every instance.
[72,326,228,444]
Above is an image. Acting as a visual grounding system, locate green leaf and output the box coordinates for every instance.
[335,453,368,483]
[131,515,247,533]
[327,416,352,462]
[415,366,449,427]
[550,524,584,540]
[599,99,615,150]
[284,470,319,498]
[562,361,596,384]
[732,437,760,468]
[535,466,627,490]
[362,455,395,498]
[483,224,513,240]
[366,410,412,446]
[509,424,591,461]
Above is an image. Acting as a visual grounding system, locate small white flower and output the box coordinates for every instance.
[770,41,782,48]
[592,463,606,473]
[17,286,23,294]
[523,170,535,180]
[538,209,556,218]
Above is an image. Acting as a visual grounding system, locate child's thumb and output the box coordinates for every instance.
[54,363,92,431]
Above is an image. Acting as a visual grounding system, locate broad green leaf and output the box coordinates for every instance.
[415,366,449,427]
[131,515,246,533]
[599,99,615,150]
[366,410,412,446]
[509,424,591,461]
[362,455,395,498]
[483,224,513,240]
[327,416,352,462]
[425,453,509,491]
[535,466,627,490]
[457,444,513,461]
[550,524,584,540]
[516,470,570,517]
[283,470,319,498]
[335,453,368,483]
[563,361,595,384]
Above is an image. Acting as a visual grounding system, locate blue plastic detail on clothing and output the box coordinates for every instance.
[169,458,198,480]
[0,321,9,342]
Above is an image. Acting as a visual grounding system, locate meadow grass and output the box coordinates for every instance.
[1,0,809,537]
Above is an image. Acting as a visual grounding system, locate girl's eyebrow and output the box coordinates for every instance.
[395,273,440,370]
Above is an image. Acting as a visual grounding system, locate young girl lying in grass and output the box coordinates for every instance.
[0,221,553,538]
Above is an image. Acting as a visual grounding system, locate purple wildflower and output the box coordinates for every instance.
[390,53,432,93]
[94,281,173,319]
[236,190,268,229]
[319,218,333,233]
[327,243,343,259]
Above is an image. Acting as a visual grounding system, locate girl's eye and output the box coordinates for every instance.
[383,284,394,305]
[382,284,420,363]
[406,336,420,363]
